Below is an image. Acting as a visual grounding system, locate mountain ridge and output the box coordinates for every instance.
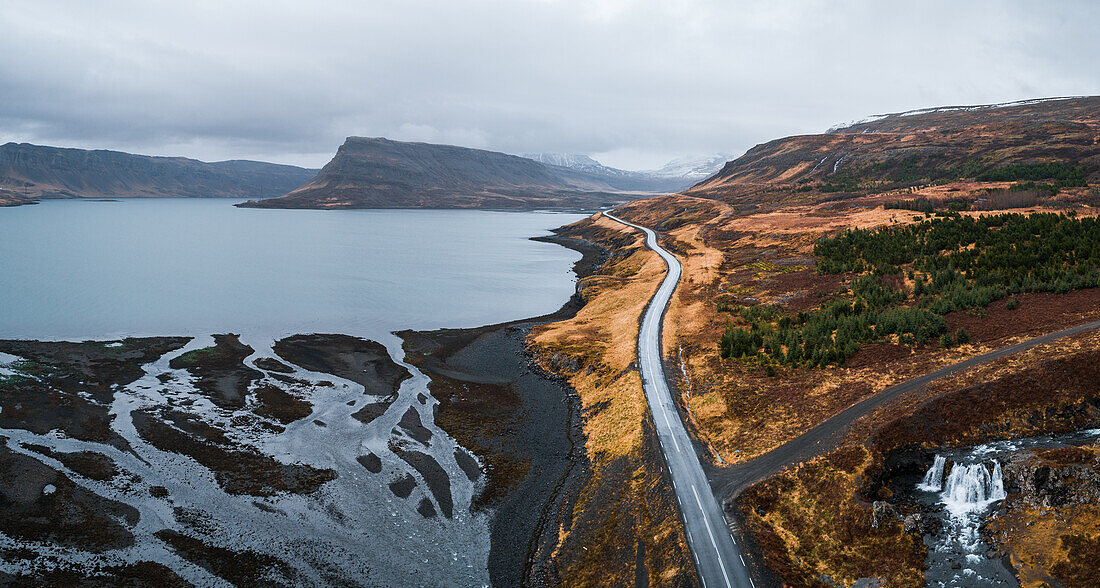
[687,95,1100,201]
[0,142,317,206]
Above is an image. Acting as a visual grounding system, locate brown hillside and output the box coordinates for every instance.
[688,96,1100,205]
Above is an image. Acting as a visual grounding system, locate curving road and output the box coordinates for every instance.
[604,210,1100,588]
[604,213,753,588]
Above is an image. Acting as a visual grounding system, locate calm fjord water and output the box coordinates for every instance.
[0,199,586,340]
[0,198,588,584]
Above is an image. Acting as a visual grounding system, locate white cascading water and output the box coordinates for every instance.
[917,454,947,491]
[917,455,1014,586]
[941,460,1006,516]
[991,461,1005,501]
[916,434,1100,586]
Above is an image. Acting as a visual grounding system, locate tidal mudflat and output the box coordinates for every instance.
[0,199,586,585]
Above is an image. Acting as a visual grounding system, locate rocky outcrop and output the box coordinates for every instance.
[0,142,316,204]
[1003,447,1100,508]
[871,500,896,529]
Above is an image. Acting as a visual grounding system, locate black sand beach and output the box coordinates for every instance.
[397,232,607,586]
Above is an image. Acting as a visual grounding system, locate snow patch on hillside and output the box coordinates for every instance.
[827,96,1084,133]
[521,153,605,172]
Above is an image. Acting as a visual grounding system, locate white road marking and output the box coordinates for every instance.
[692,484,733,588]
[662,408,681,451]
[606,213,747,588]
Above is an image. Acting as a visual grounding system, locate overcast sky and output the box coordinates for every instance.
[1,0,1097,170]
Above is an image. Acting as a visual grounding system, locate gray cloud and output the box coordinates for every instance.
[1,0,1097,169]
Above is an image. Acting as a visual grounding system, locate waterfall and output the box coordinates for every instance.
[941,460,1005,516]
[944,463,993,503]
[991,460,1005,501]
[917,454,947,491]
[917,455,1006,506]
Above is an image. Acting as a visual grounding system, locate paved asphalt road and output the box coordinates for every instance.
[605,213,754,588]
[605,210,1100,588]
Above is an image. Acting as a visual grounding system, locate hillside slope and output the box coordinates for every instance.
[239,138,664,210]
[687,96,1100,205]
[601,98,1100,585]
[0,143,317,206]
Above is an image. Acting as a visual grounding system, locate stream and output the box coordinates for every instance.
[909,429,1100,587]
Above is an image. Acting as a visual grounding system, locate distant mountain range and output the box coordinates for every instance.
[522,152,730,186]
[0,142,317,206]
[0,139,731,210]
[14,98,1095,212]
[240,138,726,210]
[520,153,616,175]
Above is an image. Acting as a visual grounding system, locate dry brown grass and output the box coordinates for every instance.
[845,328,1100,446]
[529,212,698,586]
[611,195,1100,465]
[738,446,925,587]
[989,502,1100,587]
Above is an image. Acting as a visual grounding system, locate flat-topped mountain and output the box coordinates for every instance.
[238,138,673,210]
[687,96,1100,202]
[0,143,317,206]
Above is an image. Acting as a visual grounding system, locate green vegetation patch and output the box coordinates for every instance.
[820,157,1088,195]
[170,345,222,368]
[0,373,33,386]
[8,360,60,381]
[720,213,1100,368]
[868,153,981,184]
[975,162,1087,187]
[720,276,946,368]
[746,260,808,275]
[816,212,1100,304]
[818,174,861,193]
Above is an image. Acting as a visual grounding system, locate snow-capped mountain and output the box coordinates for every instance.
[521,152,731,190]
[521,153,610,173]
[644,154,731,181]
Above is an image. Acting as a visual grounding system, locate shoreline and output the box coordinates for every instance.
[397,229,608,586]
[0,220,608,585]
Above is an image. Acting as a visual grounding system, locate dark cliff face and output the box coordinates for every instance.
[238,137,667,210]
[0,143,317,204]
[1003,447,1100,508]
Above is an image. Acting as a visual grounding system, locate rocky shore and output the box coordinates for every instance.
[397,232,607,586]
